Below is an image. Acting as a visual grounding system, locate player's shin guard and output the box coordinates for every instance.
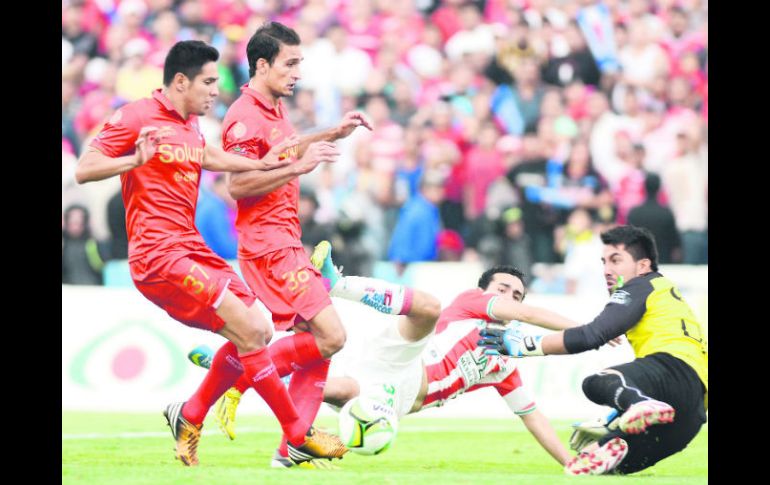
[270,331,325,375]
[278,358,331,458]
[239,347,308,446]
[330,276,413,315]
[231,332,325,395]
[182,341,243,425]
[582,371,649,412]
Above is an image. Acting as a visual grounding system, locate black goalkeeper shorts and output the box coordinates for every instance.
[598,352,707,474]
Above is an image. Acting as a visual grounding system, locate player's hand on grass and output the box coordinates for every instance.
[477,323,544,357]
[134,126,174,166]
[569,409,619,452]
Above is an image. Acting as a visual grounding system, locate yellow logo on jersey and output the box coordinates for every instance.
[157,143,204,164]
[278,144,299,161]
[173,170,199,183]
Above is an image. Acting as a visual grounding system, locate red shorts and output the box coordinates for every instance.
[130,243,256,332]
[239,246,331,331]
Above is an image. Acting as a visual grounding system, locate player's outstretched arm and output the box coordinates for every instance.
[75,126,170,183]
[490,298,579,331]
[203,136,298,173]
[478,325,569,357]
[520,410,572,466]
[293,111,373,158]
[228,141,340,199]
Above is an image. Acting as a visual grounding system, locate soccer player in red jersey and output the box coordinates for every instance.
[207,21,383,466]
[75,40,346,467]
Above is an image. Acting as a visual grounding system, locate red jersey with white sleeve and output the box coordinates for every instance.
[89,89,207,263]
[420,289,537,416]
[221,85,302,260]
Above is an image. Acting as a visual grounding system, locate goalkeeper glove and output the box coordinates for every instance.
[569,408,620,452]
[477,323,544,357]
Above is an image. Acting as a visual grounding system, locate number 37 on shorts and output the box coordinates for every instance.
[182,263,217,299]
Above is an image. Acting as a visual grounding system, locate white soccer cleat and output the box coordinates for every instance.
[564,437,629,475]
[618,399,675,434]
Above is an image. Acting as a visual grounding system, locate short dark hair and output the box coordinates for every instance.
[247,21,301,77]
[478,265,527,291]
[601,225,659,271]
[163,40,219,86]
[644,172,661,197]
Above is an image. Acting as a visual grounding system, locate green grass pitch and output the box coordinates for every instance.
[62,411,707,484]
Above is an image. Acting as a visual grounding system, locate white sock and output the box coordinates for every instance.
[330,276,413,315]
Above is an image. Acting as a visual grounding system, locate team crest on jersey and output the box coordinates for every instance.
[231,121,247,140]
[609,290,631,305]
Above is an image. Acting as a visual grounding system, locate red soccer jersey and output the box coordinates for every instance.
[90,89,207,264]
[421,289,536,415]
[221,85,302,259]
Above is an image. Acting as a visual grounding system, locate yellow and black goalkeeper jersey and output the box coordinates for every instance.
[563,272,708,392]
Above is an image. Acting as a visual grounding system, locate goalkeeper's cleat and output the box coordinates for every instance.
[287,426,348,465]
[214,387,242,440]
[310,241,343,290]
[188,344,214,369]
[564,437,628,475]
[270,449,341,469]
[163,402,202,466]
[618,399,675,434]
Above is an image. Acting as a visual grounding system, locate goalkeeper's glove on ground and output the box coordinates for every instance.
[569,409,620,452]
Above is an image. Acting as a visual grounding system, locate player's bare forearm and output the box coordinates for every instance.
[520,410,572,465]
[203,145,278,172]
[228,140,337,198]
[228,163,299,199]
[295,129,338,158]
[75,148,139,184]
[541,333,569,354]
[491,299,579,331]
[295,111,372,157]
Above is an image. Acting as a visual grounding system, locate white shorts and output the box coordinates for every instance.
[333,316,431,418]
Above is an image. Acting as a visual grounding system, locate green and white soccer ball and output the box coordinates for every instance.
[338,396,398,455]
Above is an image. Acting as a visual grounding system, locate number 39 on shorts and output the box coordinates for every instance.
[282,267,310,293]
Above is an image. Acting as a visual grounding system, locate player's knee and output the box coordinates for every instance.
[417,291,441,322]
[325,378,359,408]
[234,309,273,351]
[582,373,604,403]
[235,328,270,352]
[317,325,346,357]
[408,291,441,333]
[582,372,620,404]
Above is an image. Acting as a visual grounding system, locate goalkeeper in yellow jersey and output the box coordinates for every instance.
[478,225,707,475]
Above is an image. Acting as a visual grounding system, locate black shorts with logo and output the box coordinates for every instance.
[598,352,707,474]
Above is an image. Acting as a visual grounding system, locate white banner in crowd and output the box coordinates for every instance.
[62,264,707,421]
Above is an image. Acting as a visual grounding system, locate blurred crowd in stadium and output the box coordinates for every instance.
[62,0,707,289]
